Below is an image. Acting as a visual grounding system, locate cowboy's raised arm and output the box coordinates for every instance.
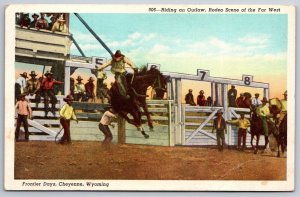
[96,60,112,70]
[124,57,136,69]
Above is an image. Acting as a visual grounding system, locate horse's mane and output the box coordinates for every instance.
[137,65,162,76]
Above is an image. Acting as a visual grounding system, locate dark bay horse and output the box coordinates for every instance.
[250,109,273,154]
[269,99,287,157]
[110,66,167,138]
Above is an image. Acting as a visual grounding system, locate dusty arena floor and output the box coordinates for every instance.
[14,141,286,180]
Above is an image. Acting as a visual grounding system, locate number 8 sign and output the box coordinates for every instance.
[242,75,253,86]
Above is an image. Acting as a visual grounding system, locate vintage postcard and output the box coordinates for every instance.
[5,4,295,191]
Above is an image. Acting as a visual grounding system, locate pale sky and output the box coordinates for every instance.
[16,13,288,99]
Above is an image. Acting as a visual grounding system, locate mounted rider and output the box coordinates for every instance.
[277,90,287,128]
[95,50,137,99]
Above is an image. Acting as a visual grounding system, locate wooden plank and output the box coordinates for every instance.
[29,119,60,125]
[29,127,61,133]
[29,103,61,108]
[72,102,108,110]
[28,119,58,136]
[185,108,218,144]
[185,116,207,119]
[185,122,213,127]
[32,111,59,117]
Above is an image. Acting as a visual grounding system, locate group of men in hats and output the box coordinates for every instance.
[73,76,97,102]
[185,89,210,106]
[17,12,68,33]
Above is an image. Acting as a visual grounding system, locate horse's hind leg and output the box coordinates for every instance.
[142,104,154,131]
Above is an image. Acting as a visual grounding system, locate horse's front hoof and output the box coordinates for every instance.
[143,134,149,139]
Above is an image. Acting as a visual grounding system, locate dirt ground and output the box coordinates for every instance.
[14,141,286,180]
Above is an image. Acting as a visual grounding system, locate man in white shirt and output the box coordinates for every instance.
[251,93,262,109]
[98,106,116,144]
[15,72,28,102]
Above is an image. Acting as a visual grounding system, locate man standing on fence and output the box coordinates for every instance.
[212,110,227,152]
[15,93,32,142]
[226,113,251,151]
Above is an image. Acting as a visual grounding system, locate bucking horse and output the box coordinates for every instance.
[110,66,167,138]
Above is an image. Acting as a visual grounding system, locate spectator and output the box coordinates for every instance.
[228,85,237,107]
[74,76,85,101]
[58,95,78,144]
[19,13,31,29]
[93,68,107,101]
[35,13,49,30]
[41,71,64,117]
[236,93,246,108]
[212,110,226,152]
[15,94,32,142]
[15,72,28,102]
[30,13,39,28]
[98,106,116,144]
[26,71,40,95]
[51,15,68,33]
[206,96,212,106]
[98,83,110,104]
[48,16,56,31]
[185,89,196,106]
[226,113,251,151]
[84,77,95,102]
[251,93,262,110]
[197,90,206,106]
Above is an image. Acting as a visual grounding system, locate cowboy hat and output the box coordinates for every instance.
[63,95,74,102]
[189,89,193,92]
[283,90,287,95]
[44,71,53,76]
[20,72,28,78]
[261,97,268,103]
[32,13,39,18]
[199,90,204,94]
[88,77,95,82]
[57,14,65,22]
[216,109,223,114]
[76,76,83,81]
[255,93,259,96]
[29,71,37,77]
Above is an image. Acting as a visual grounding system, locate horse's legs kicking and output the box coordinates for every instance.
[137,126,149,139]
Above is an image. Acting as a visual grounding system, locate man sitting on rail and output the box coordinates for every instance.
[185,89,196,106]
[95,50,137,100]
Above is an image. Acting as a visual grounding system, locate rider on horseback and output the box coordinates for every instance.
[256,97,271,136]
[95,50,137,100]
[277,90,287,128]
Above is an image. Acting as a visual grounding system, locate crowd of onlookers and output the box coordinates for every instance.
[185,85,263,108]
[15,12,69,33]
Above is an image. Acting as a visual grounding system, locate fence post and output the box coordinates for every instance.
[181,104,186,145]
[117,116,126,144]
[168,100,175,146]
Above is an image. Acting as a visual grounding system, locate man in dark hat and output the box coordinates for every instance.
[15,93,32,141]
[15,72,28,103]
[74,76,85,101]
[30,13,39,28]
[84,77,95,102]
[256,97,271,151]
[197,90,206,106]
[26,71,42,106]
[48,16,56,31]
[236,93,246,108]
[58,95,78,144]
[41,71,64,117]
[185,89,196,106]
[95,50,137,100]
[212,109,226,152]
[228,85,237,107]
[226,113,251,151]
[19,13,31,28]
[98,106,116,144]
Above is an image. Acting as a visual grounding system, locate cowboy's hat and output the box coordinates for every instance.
[76,76,83,81]
[63,95,74,102]
[199,90,204,94]
[32,13,39,18]
[44,71,53,76]
[20,72,28,78]
[216,109,223,115]
[57,14,65,22]
[255,93,259,96]
[261,97,268,103]
[283,90,287,95]
[29,71,37,77]
[88,77,95,82]
[188,89,193,92]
